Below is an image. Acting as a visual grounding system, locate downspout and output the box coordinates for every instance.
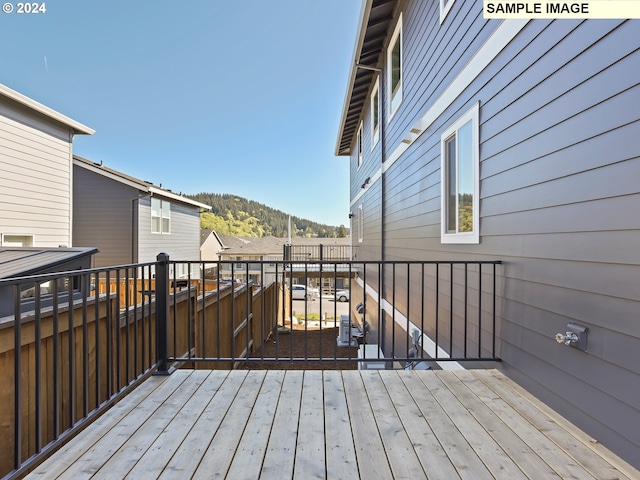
[355,63,386,348]
[68,131,74,248]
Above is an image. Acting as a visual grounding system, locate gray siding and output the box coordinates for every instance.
[349,1,640,468]
[72,165,137,267]
[138,197,201,277]
[0,99,73,247]
[74,166,202,277]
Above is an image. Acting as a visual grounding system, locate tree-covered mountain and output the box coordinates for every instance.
[187,193,349,238]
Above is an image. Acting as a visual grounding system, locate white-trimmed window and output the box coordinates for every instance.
[1,234,34,247]
[151,198,171,234]
[440,103,479,244]
[371,76,380,148]
[357,121,363,168]
[440,0,455,23]
[387,13,403,120]
[358,204,364,243]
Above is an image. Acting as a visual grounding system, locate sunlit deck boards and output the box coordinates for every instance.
[26,369,638,480]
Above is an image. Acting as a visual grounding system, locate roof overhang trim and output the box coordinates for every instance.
[334,0,397,156]
[0,83,95,135]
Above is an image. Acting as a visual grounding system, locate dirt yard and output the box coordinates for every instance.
[240,325,359,370]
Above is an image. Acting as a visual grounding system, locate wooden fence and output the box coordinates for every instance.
[0,281,286,478]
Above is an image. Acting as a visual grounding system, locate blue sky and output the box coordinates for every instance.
[1,0,362,227]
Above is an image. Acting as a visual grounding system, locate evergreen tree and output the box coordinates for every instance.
[187,192,345,238]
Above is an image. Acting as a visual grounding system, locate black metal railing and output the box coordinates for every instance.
[0,261,158,480]
[158,258,502,369]
[1,254,501,479]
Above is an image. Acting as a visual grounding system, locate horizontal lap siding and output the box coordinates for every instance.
[72,166,135,267]
[0,102,72,247]
[380,0,640,466]
[138,198,201,277]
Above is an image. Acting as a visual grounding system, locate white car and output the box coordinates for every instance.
[291,284,319,300]
[335,290,350,302]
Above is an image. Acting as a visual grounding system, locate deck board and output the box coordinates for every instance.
[259,371,303,480]
[25,369,639,480]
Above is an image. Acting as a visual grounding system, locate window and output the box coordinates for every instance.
[440,103,479,244]
[358,204,364,243]
[357,121,363,168]
[387,13,403,119]
[371,77,380,148]
[1,234,34,247]
[151,198,171,234]
[440,0,455,23]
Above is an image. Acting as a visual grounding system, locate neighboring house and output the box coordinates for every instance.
[73,156,211,278]
[200,228,225,261]
[336,0,639,468]
[0,84,94,248]
[200,228,225,279]
[217,235,352,289]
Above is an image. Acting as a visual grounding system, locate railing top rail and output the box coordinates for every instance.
[171,259,503,265]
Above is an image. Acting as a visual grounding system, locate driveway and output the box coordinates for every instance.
[290,294,350,321]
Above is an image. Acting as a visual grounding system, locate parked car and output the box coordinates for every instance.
[335,290,350,302]
[291,284,319,300]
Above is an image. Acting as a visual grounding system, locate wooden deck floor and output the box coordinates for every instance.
[26,369,638,480]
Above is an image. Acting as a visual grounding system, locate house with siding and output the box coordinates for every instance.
[73,156,211,277]
[336,0,640,469]
[217,235,352,289]
[0,84,94,248]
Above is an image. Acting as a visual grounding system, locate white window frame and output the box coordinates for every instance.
[358,204,364,243]
[440,102,480,244]
[440,0,455,23]
[1,233,34,247]
[387,12,403,121]
[357,121,363,168]
[371,76,380,149]
[151,198,171,234]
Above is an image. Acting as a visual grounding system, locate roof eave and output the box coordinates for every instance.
[0,84,95,135]
[334,0,375,157]
[148,187,212,211]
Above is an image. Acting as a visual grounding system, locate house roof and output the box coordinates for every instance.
[335,0,397,156]
[0,83,95,135]
[73,155,212,211]
[0,247,98,279]
[200,229,224,247]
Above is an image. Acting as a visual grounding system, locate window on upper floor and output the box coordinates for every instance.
[357,121,363,168]
[371,77,380,148]
[440,103,479,244]
[358,204,364,243]
[440,0,455,23]
[387,13,403,120]
[151,198,171,234]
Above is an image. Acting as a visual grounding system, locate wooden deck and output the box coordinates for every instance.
[25,369,638,480]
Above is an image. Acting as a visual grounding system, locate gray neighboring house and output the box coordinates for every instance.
[73,156,211,277]
[0,84,94,248]
[337,0,640,468]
